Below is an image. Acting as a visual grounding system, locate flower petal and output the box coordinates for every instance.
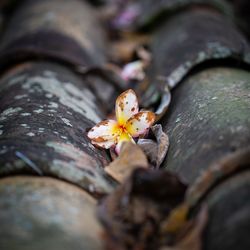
[126,111,155,137]
[115,89,139,125]
[115,132,135,154]
[91,140,116,149]
[87,120,119,143]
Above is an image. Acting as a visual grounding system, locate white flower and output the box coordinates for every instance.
[88,89,155,154]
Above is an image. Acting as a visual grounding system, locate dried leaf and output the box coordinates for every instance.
[160,205,208,250]
[160,204,189,234]
[105,142,148,182]
[98,168,187,250]
[138,124,169,168]
[111,35,150,63]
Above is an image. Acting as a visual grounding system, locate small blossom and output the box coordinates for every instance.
[88,89,155,154]
[121,60,145,82]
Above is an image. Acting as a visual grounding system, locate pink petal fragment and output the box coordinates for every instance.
[121,60,145,81]
[115,132,135,154]
[115,89,139,125]
[87,120,119,144]
[126,111,155,137]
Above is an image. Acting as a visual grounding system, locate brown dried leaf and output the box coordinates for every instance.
[160,204,189,234]
[160,205,208,250]
[98,168,187,250]
[138,124,169,168]
[105,142,149,182]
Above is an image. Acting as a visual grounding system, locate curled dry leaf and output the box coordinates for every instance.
[98,168,187,250]
[160,205,208,250]
[111,34,150,63]
[105,142,149,182]
[138,124,169,168]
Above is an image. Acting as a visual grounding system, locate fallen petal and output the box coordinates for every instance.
[121,60,145,81]
[115,132,134,154]
[126,111,155,137]
[87,120,119,143]
[116,89,139,125]
[91,139,116,149]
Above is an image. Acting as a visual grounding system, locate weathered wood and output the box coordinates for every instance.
[0,176,102,250]
[0,0,108,70]
[121,0,232,31]
[229,0,250,40]
[162,67,250,183]
[149,8,250,90]
[0,62,115,196]
[204,171,250,250]
[0,1,117,248]
[186,148,250,250]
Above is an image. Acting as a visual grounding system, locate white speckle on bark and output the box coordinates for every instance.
[46,93,53,98]
[0,130,3,135]
[60,135,68,140]
[166,65,187,89]
[7,74,27,87]
[0,107,23,121]
[20,124,30,128]
[27,132,35,136]
[0,148,8,154]
[48,102,58,109]
[22,75,102,123]
[38,128,45,133]
[61,117,73,127]
[53,131,59,135]
[48,109,57,113]
[88,184,95,193]
[33,109,44,114]
[14,94,28,100]
[43,70,57,78]
[21,113,31,116]
[88,142,96,150]
[0,125,3,128]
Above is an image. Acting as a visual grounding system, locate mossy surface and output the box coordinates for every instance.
[0,176,102,250]
[162,67,250,184]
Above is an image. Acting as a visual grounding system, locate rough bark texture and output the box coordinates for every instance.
[0,61,115,196]
[0,0,107,69]
[0,0,249,249]
[204,170,250,250]
[162,67,250,183]
[150,8,250,89]
[128,0,232,30]
[0,176,102,250]
[186,148,250,250]
[0,0,118,248]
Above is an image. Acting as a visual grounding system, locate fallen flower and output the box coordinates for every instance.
[121,60,145,82]
[88,89,155,154]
